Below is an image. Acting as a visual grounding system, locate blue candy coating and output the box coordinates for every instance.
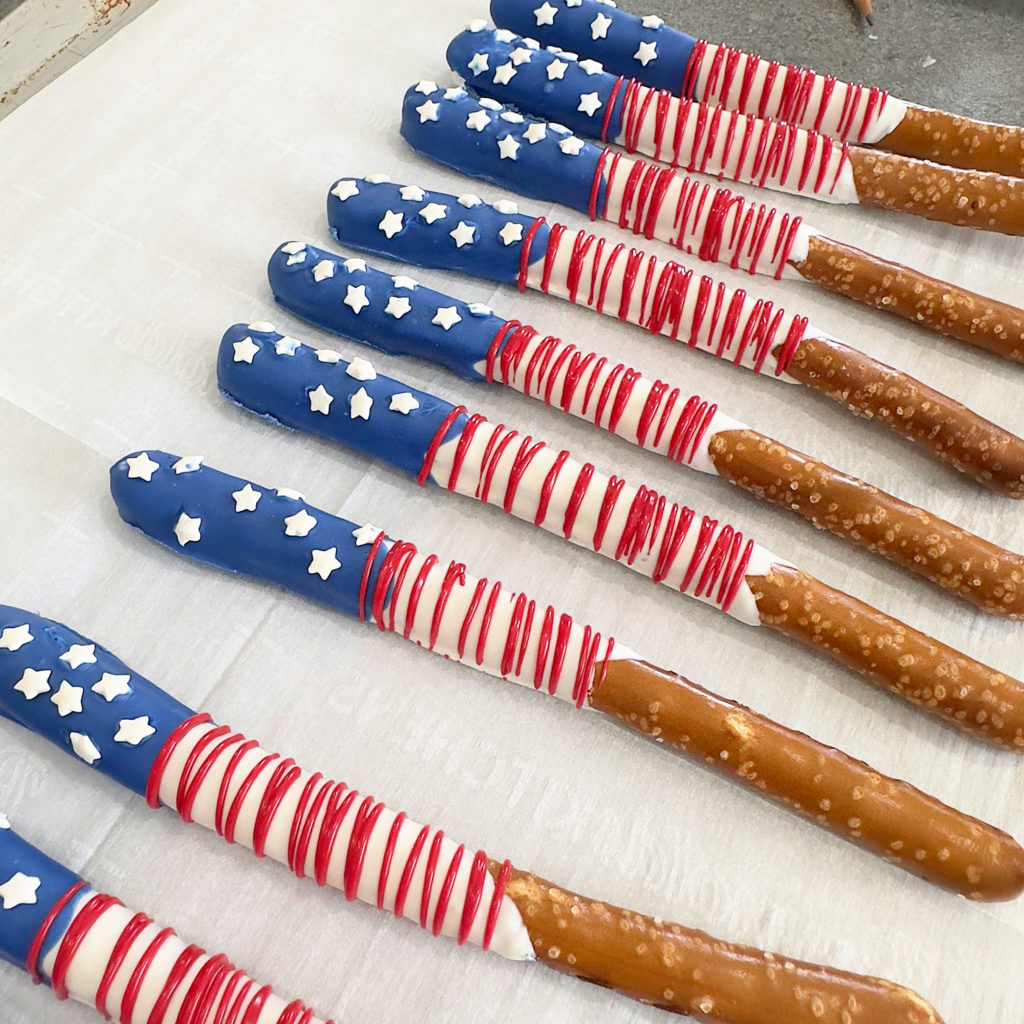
[327,176,549,286]
[0,606,193,798]
[401,84,604,218]
[489,0,698,95]
[268,242,508,383]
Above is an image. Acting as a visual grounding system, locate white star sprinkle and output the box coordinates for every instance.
[308,548,341,580]
[172,455,204,474]
[70,732,101,765]
[281,241,305,254]
[559,136,585,155]
[0,625,33,652]
[494,62,517,85]
[416,99,440,123]
[352,524,383,546]
[499,222,525,246]
[125,452,160,481]
[233,336,259,363]
[0,872,40,910]
[385,295,412,319]
[399,184,426,201]
[0,815,8,829]
[350,387,373,420]
[174,513,202,547]
[566,0,582,6]
[534,1,557,25]
[92,673,132,701]
[498,135,521,160]
[415,80,438,95]
[13,668,50,700]
[547,58,568,80]
[276,488,306,501]
[641,15,663,29]
[467,52,489,76]
[344,285,370,314]
[419,202,447,224]
[60,644,96,670]
[378,210,404,239]
[232,483,262,512]
[500,111,525,123]
[634,40,658,66]
[248,321,275,332]
[343,257,367,273]
[590,12,612,38]
[468,302,493,316]
[432,306,462,331]
[284,509,318,537]
[495,28,516,43]
[392,275,419,289]
[312,260,335,282]
[444,86,467,100]
[308,384,334,415]
[51,681,83,717]
[458,194,482,208]
[511,46,534,65]
[346,357,377,381]
[331,180,359,202]
[493,199,519,214]
[316,349,342,364]
[578,92,603,116]
[389,392,420,414]
[286,249,306,266]
[467,17,487,31]
[524,122,548,143]
[548,121,571,134]
[115,716,156,745]
[275,336,302,356]
[450,221,476,248]
[365,173,392,184]
[466,109,491,132]
[579,58,604,75]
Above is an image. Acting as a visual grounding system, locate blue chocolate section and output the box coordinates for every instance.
[401,84,603,218]
[110,450,395,621]
[327,176,549,286]
[0,824,88,976]
[219,322,467,481]
[489,0,698,96]
[0,606,193,798]
[446,27,625,142]
[269,242,507,383]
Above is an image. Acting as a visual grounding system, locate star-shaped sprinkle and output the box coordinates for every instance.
[284,509,318,537]
[578,92,603,116]
[511,46,534,65]
[498,135,521,160]
[450,221,476,248]
[534,1,557,25]
[281,241,305,255]
[494,62,517,85]
[432,306,462,331]
[392,274,418,289]
[352,523,383,546]
[233,336,259,363]
[416,99,440,123]
[286,249,306,266]
[378,210,404,238]
[308,384,334,415]
[467,17,487,30]
[92,673,132,701]
[524,122,548,143]
[51,681,84,717]
[276,488,306,501]
[467,302,493,316]
[343,257,367,273]
[566,0,581,6]
[419,202,447,224]
[547,59,568,80]
[312,260,335,282]
[499,222,525,246]
[60,644,96,670]
[444,86,466,100]
[316,349,343,364]
[125,452,160,481]
[344,284,370,314]
[399,184,425,201]
[458,194,482,208]
[172,455,204,474]
[347,357,377,381]
[70,732,101,765]
[115,716,156,745]
[415,80,438,95]
[385,295,412,319]
[365,173,392,184]
[308,548,341,580]
[590,12,611,38]
[14,668,50,700]
[174,513,201,547]
[548,121,571,134]
[467,52,489,76]
[500,111,525,123]
[559,136,585,155]
[0,872,40,910]
[634,40,658,66]
[275,336,301,356]
[0,815,8,829]
[331,180,359,201]
[248,321,275,332]
[0,625,33,651]
[579,58,604,75]
[494,28,516,43]
[232,483,262,512]
[493,199,519,214]
[389,392,420,415]
[466,109,491,132]
[641,15,663,29]
[350,387,373,420]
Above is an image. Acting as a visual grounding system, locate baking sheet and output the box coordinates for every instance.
[0,0,1021,1021]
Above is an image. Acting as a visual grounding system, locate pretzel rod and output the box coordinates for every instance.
[268,245,1024,617]
[444,27,1024,236]
[399,83,1024,363]
[210,331,1024,751]
[0,820,330,1024]
[327,177,1024,497]
[0,605,955,1022]
[489,0,1024,179]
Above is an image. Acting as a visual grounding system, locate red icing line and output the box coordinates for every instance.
[26,879,87,985]
[417,405,467,486]
[120,927,174,1022]
[94,909,149,1013]
[482,860,512,952]
[517,217,546,292]
[146,713,212,809]
[51,894,123,1000]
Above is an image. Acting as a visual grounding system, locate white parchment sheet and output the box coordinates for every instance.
[0,1,1021,1021]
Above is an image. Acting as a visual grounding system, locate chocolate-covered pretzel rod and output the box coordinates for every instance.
[400,82,1024,363]
[0,819,331,1023]
[0,604,952,1022]
[268,244,1024,617]
[212,330,1024,750]
[327,177,1024,497]
[444,27,1024,236]
[489,0,1024,179]
[102,450,1024,895]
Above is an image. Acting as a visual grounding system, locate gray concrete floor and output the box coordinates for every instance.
[0,0,24,18]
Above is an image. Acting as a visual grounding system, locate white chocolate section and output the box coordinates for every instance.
[156,724,534,961]
[41,894,322,1024]
[431,427,791,626]
[692,44,908,146]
